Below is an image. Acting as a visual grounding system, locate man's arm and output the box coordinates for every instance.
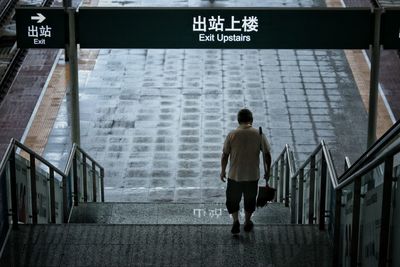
[264,151,272,181]
[220,153,229,182]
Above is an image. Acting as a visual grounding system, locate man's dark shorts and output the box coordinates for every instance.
[226,178,259,214]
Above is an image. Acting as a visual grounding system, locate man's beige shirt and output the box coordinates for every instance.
[223,124,271,182]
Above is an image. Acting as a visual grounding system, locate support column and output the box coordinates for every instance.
[68,8,80,146]
[63,0,72,61]
[367,7,383,148]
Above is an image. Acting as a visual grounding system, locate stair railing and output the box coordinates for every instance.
[269,144,296,208]
[0,138,104,250]
[271,119,400,267]
[332,122,400,267]
[64,143,105,207]
[287,140,338,228]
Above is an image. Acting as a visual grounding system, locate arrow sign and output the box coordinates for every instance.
[31,13,46,23]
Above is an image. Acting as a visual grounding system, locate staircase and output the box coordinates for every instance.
[2,120,400,266]
[1,203,333,267]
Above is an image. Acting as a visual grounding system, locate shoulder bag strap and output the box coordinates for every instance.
[259,127,268,180]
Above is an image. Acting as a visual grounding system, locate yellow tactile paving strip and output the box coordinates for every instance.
[23,49,99,155]
[24,59,70,156]
[326,0,394,139]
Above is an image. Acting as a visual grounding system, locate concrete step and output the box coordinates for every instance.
[69,202,291,224]
[1,224,332,267]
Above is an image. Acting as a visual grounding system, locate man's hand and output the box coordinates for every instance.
[220,171,226,182]
[264,171,270,181]
[220,153,229,183]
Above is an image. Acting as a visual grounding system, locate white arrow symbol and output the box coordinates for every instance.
[31,13,46,23]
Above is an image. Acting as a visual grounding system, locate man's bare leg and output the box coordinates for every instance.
[244,211,254,232]
[232,211,239,222]
[245,211,252,223]
[231,211,240,234]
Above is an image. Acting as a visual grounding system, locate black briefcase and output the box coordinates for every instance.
[256,184,276,207]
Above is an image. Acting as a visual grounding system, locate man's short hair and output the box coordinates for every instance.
[237,109,253,124]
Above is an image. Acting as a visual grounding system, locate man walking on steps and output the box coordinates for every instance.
[220,108,272,234]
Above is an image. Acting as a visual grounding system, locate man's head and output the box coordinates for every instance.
[237,108,253,124]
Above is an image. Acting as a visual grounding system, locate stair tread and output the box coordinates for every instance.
[1,224,333,267]
[69,202,291,224]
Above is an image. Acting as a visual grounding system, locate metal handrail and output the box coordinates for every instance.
[15,139,66,178]
[269,144,295,206]
[291,143,322,179]
[0,139,67,180]
[0,138,105,229]
[337,137,400,190]
[270,118,400,267]
[286,144,296,175]
[65,143,103,175]
[339,119,400,183]
[0,140,17,178]
[278,139,338,226]
[321,140,339,188]
[64,143,79,175]
[64,143,105,204]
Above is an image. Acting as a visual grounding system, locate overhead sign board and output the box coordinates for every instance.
[15,7,400,50]
[78,8,373,49]
[381,8,400,49]
[16,7,67,48]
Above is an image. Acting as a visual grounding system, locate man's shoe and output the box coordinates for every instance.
[231,221,240,234]
[244,220,254,232]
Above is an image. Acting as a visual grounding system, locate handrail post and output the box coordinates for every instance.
[49,168,56,223]
[334,158,349,267]
[309,155,316,224]
[9,147,18,229]
[378,157,393,267]
[73,154,79,206]
[319,153,327,230]
[62,174,68,223]
[29,154,38,224]
[92,161,97,202]
[273,162,279,202]
[285,153,290,207]
[333,188,342,267]
[290,175,297,224]
[298,168,304,224]
[279,155,284,203]
[351,177,362,267]
[100,167,105,202]
[82,153,88,202]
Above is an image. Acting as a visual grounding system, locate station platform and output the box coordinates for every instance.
[0,0,397,204]
[1,0,400,266]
